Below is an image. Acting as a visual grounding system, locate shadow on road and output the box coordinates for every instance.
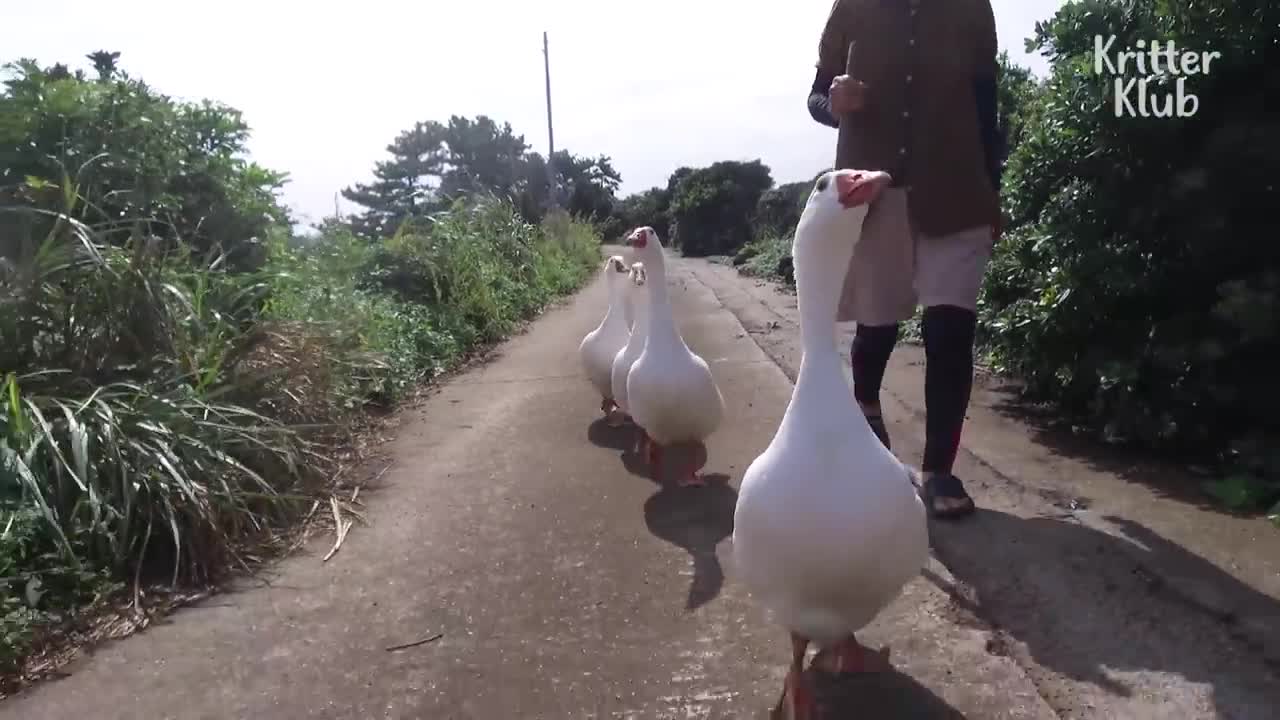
[643,477,735,610]
[784,668,966,719]
[928,509,1280,715]
[985,384,1259,519]
[586,417,634,451]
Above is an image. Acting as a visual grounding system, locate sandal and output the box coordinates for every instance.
[924,474,976,519]
[865,414,891,451]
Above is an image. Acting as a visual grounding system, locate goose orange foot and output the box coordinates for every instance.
[676,443,710,487]
[772,633,817,720]
[648,442,664,482]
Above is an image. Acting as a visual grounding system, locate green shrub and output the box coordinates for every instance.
[980,0,1280,511]
[0,197,310,674]
[0,55,287,270]
[669,160,774,256]
[0,53,603,677]
[738,235,793,281]
[262,199,598,411]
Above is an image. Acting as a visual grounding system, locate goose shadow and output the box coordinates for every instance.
[642,475,735,610]
[758,667,964,719]
[586,416,634,451]
[926,508,1280,714]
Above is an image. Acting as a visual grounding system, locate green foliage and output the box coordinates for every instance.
[601,186,673,242]
[668,160,774,256]
[752,179,814,244]
[263,199,598,410]
[0,198,309,675]
[0,54,601,678]
[0,54,289,270]
[980,0,1280,509]
[736,234,792,280]
[996,50,1041,161]
[341,116,621,238]
[549,152,622,222]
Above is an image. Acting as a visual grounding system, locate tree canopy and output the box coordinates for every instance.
[341,116,621,238]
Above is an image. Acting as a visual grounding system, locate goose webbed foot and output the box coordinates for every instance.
[648,442,664,482]
[772,633,816,720]
[601,397,628,427]
[675,442,710,487]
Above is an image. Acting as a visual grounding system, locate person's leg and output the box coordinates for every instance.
[851,323,898,449]
[837,188,917,450]
[921,304,977,513]
[915,225,993,518]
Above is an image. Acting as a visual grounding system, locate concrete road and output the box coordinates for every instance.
[5,249,1278,719]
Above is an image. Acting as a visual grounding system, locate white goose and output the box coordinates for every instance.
[731,170,927,720]
[610,262,648,434]
[623,226,725,485]
[579,255,633,425]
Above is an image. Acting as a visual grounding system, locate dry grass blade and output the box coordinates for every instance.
[322,496,353,562]
[385,633,443,652]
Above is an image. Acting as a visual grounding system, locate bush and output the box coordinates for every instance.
[980,0,1280,511]
[0,53,603,679]
[0,193,599,677]
[0,198,311,675]
[601,187,672,243]
[0,54,287,270]
[265,200,599,409]
[669,160,773,256]
[737,235,793,281]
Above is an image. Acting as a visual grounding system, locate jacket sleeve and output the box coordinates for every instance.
[973,0,1005,191]
[808,68,840,128]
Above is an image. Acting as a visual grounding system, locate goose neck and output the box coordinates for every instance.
[644,255,682,346]
[786,214,863,413]
[792,211,863,356]
[632,291,650,339]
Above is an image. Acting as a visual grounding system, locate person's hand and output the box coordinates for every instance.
[829,75,868,114]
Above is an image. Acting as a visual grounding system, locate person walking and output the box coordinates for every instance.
[807,0,1005,519]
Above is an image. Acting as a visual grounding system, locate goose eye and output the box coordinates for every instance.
[815,175,830,192]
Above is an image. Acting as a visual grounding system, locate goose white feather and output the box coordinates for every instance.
[611,262,648,416]
[732,170,927,652]
[623,228,724,448]
[579,255,633,408]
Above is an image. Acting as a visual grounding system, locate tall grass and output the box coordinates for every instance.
[0,190,599,678]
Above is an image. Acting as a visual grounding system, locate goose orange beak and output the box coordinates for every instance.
[837,170,892,209]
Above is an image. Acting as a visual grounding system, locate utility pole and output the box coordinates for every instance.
[542,31,558,209]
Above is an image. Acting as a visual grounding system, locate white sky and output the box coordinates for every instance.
[3,0,1064,227]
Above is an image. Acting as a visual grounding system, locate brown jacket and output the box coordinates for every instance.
[818,0,1000,237]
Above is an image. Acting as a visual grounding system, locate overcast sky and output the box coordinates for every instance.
[3,0,1064,226]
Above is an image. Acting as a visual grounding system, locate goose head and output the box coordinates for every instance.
[796,169,893,252]
[623,226,664,264]
[629,261,647,287]
[604,254,629,291]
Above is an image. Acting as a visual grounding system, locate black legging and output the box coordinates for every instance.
[850,305,977,475]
